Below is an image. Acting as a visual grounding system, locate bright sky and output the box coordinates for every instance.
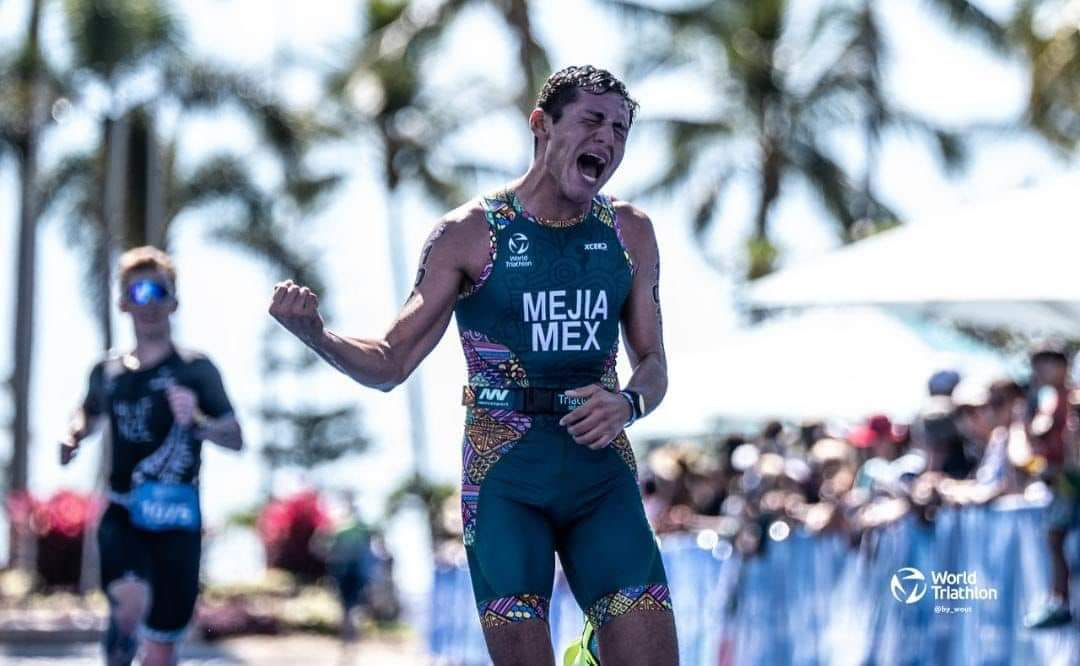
[0,0,1073,539]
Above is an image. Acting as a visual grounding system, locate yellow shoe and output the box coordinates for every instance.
[563,619,600,666]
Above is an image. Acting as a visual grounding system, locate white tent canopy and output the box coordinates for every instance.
[636,308,1016,431]
[745,174,1080,334]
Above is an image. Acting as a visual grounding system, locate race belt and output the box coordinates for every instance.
[462,386,588,414]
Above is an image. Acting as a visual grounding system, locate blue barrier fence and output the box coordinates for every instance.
[429,501,1079,665]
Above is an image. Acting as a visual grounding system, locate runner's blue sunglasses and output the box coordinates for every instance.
[127,279,172,305]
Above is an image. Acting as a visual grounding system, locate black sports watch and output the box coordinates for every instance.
[619,389,646,428]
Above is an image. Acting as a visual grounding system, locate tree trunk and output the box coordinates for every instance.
[385,189,428,479]
[144,112,165,248]
[8,0,45,571]
[506,0,548,118]
[98,115,130,351]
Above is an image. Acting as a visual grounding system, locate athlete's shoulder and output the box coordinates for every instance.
[609,197,653,227]
[441,196,490,232]
[172,347,219,373]
[428,198,490,251]
[90,350,125,377]
[609,197,657,246]
[173,346,208,363]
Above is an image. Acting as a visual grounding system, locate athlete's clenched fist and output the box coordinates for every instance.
[269,279,325,343]
[559,383,633,450]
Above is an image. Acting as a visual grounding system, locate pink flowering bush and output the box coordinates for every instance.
[6,490,101,588]
[256,491,332,583]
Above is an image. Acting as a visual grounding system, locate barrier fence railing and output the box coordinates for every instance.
[428,500,1080,665]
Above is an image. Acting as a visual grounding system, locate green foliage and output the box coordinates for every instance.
[63,0,181,80]
[259,405,370,471]
[599,0,1080,280]
[745,236,779,281]
[1009,0,1080,151]
[385,473,457,541]
[367,0,409,33]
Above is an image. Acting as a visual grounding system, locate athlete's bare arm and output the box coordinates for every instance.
[613,201,667,412]
[560,201,667,449]
[269,203,490,391]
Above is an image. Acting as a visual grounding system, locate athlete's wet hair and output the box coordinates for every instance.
[536,65,639,127]
[119,246,176,288]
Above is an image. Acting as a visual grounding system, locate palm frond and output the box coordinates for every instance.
[212,222,326,297]
[630,118,732,199]
[595,0,711,27]
[921,0,1010,52]
[170,154,261,217]
[286,173,346,211]
[790,139,900,240]
[691,167,734,237]
[37,151,98,218]
[62,0,183,80]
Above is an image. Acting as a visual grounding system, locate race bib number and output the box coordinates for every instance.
[128,481,201,532]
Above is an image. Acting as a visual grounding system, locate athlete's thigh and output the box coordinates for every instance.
[97,505,152,591]
[556,473,671,627]
[469,489,557,624]
[144,529,202,639]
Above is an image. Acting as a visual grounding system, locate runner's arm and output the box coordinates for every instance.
[60,364,107,465]
[195,414,243,451]
[270,208,485,391]
[615,202,668,417]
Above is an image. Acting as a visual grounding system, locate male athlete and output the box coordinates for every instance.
[61,246,243,666]
[271,65,677,665]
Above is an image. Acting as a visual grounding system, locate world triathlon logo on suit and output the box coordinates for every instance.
[506,233,532,268]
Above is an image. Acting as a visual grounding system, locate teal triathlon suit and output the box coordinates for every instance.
[82,348,234,642]
[455,189,671,631]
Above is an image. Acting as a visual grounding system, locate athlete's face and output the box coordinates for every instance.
[533,91,631,204]
[119,268,176,336]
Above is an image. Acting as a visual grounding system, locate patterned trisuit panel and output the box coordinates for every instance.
[453,189,672,631]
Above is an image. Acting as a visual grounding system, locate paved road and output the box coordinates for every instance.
[0,634,430,665]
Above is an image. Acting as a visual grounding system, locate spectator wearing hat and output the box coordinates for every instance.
[1024,341,1079,629]
[918,398,978,481]
[850,415,904,491]
[972,380,1025,492]
[928,369,961,397]
[938,380,1024,506]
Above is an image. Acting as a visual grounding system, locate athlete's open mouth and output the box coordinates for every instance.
[576,152,607,184]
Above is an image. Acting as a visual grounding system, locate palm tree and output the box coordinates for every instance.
[600,0,998,279]
[323,0,552,479]
[0,0,59,572]
[1,0,49,503]
[41,1,342,337]
[37,0,347,589]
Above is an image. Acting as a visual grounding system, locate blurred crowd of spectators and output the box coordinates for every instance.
[635,342,1077,555]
